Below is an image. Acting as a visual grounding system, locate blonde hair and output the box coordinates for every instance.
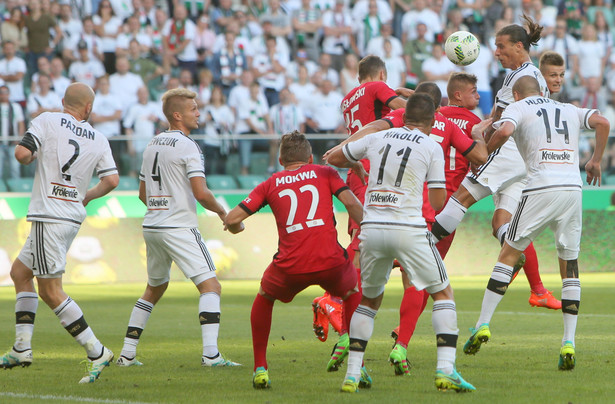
[161,88,197,123]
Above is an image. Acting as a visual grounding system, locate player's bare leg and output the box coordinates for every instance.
[117,282,168,366]
[1,259,37,369]
[464,243,523,356]
[558,258,580,370]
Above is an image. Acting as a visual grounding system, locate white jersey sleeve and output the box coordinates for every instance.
[495,62,549,110]
[425,146,445,189]
[26,112,118,226]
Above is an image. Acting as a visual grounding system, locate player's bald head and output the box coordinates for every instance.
[512,76,541,98]
[404,93,435,128]
[63,82,95,110]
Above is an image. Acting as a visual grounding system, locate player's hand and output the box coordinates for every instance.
[395,87,414,98]
[470,161,480,175]
[350,162,368,186]
[585,160,602,186]
[472,118,493,139]
[224,221,245,234]
[323,144,342,161]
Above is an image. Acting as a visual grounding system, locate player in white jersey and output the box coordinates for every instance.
[116,88,243,368]
[327,94,476,393]
[1,83,120,384]
[463,76,609,370]
[430,15,563,310]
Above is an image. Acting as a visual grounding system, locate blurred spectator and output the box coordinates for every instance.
[401,0,442,44]
[109,0,134,21]
[194,13,217,69]
[355,0,384,57]
[252,36,289,107]
[286,47,318,82]
[212,30,249,98]
[573,76,608,112]
[382,39,406,89]
[304,79,344,159]
[248,0,268,21]
[66,0,93,20]
[235,81,272,175]
[268,87,306,171]
[212,20,254,63]
[446,9,470,33]
[26,73,62,120]
[403,22,432,83]
[536,17,579,83]
[421,43,457,104]
[128,39,164,85]
[456,0,484,35]
[201,85,235,174]
[24,0,62,75]
[288,64,317,111]
[162,4,198,77]
[314,53,340,87]
[587,0,613,27]
[251,19,291,64]
[57,3,84,56]
[577,23,606,86]
[1,7,28,54]
[68,40,106,89]
[390,0,412,39]
[123,86,164,177]
[0,85,25,181]
[30,56,51,93]
[109,56,146,116]
[136,0,157,27]
[90,75,124,171]
[558,0,585,39]
[0,41,27,107]
[339,53,360,95]
[594,11,613,64]
[116,14,153,57]
[228,70,268,116]
[236,8,263,41]
[196,68,214,107]
[260,0,292,39]
[292,0,323,62]
[366,23,403,60]
[352,0,393,24]
[183,0,210,20]
[178,68,198,93]
[322,0,356,71]
[93,0,123,74]
[211,0,235,34]
[150,8,169,64]
[49,57,71,98]
[64,16,103,64]
[464,36,494,117]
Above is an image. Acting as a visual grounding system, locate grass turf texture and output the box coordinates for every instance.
[1,273,614,403]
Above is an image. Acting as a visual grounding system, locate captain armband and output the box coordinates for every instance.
[19,132,38,154]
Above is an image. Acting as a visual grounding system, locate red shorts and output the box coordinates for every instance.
[261,260,358,303]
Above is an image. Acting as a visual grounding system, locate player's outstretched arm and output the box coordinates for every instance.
[192,177,244,233]
[323,119,391,160]
[486,121,514,154]
[14,144,36,165]
[585,113,610,186]
[83,174,120,206]
[484,106,504,142]
[325,144,352,168]
[224,206,250,234]
[428,188,447,212]
[465,118,491,165]
[337,189,363,227]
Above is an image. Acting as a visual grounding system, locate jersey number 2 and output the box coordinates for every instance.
[278,185,324,233]
[61,139,80,181]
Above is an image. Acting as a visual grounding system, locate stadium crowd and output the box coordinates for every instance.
[1,0,615,184]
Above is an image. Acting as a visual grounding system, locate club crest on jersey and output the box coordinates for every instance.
[367,190,402,208]
[48,182,79,202]
[540,148,574,164]
[148,196,171,210]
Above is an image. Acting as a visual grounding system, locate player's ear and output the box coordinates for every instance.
[308,155,314,164]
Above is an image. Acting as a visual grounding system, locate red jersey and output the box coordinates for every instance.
[239,164,349,273]
[341,81,398,135]
[439,105,481,193]
[382,108,476,223]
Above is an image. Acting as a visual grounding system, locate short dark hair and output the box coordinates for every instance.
[404,93,435,127]
[358,55,386,81]
[415,82,442,109]
[279,131,312,165]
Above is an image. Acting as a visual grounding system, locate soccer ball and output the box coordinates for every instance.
[445,31,480,66]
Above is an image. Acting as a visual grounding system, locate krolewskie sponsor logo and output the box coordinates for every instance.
[539,148,575,164]
[367,190,403,208]
[148,196,171,210]
[48,182,79,202]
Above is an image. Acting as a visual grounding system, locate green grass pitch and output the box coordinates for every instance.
[1,273,614,403]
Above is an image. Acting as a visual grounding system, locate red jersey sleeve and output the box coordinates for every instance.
[370,81,399,108]
[382,108,404,128]
[239,180,270,215]
[449,121,476,156]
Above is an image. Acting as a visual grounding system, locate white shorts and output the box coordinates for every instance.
[17,221,79,279]
[506,189,582,260]
[144,228,217,287]
[358,226,449,299]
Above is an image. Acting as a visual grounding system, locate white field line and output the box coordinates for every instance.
[0,392,157,404]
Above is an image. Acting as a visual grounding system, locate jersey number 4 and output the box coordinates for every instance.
[278,185,324,234]
[537,107,569,144]
[151,152,162,190]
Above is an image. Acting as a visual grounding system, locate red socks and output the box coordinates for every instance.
[251,294,274,370]
[522,243,547,294]
[396,286,429,347]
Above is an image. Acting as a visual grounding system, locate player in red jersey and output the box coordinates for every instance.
[311,55,407,348]
[224,131,368,389]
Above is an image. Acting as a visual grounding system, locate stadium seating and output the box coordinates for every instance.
[206,175,238,190]
[605,174,615,186]
[0,180,7,192]
[250,152,270,176]
[115,176,140,191]
[236,175,267,190]
[6,178,34,193]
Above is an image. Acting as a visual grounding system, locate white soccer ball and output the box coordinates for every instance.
[445,31,480,66]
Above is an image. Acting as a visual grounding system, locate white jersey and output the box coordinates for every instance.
[471,62,549,191]
[139,130,206,230]
[343,126,445,227]
[26,112,118,226]
[499,95,596,193]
